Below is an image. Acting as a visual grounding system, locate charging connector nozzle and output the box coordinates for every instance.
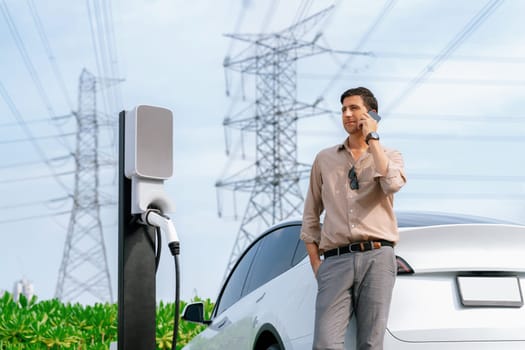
[142,209,180,256]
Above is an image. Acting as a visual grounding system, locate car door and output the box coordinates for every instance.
[245,224,319,349]
[185,223,306,350]
[212,225,305,349]
[186,239,262,350]
[239,223,313,348]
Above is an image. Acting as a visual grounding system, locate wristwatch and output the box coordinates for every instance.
[365,131,380,145]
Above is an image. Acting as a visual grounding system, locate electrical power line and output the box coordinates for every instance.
[0,114,72,128]
[0,154,72,170]
[383,0,504,113]
[85,0,121,116]
[102,0,122,109]
[1,1,57,117]
[0,210,71,225]
[317,0,398,98]
[259,0,278,32]
[0,81,72,194]
[292,0,314,25]
[369,51,525,64]
[0,196,70,210]
[0,132,76,145]
[0,0,74,154]
[27,0,74,111]
[0,171,74,184]
[301,74,525,87]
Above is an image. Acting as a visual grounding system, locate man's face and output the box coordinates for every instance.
[341,95,367,135]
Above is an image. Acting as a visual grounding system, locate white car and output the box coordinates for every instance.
[182,212,525,349]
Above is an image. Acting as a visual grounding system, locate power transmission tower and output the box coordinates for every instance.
[217,7,335,277]
[55,68,113,303]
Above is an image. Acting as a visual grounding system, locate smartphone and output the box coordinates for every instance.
[368,110,381,122]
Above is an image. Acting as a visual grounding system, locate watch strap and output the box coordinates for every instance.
[365,132,380,145]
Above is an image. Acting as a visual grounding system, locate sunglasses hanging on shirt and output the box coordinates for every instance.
[348,166,359,190]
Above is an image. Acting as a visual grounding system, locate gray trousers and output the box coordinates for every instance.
[313,247,396,350]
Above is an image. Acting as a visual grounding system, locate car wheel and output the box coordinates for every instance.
[265,344,281,350]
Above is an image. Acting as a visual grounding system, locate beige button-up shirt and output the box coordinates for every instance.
[300,139,407,252]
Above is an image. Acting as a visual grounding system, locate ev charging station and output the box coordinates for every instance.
[117,105,179,350]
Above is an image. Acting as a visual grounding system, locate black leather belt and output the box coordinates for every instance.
[323,240,394,258]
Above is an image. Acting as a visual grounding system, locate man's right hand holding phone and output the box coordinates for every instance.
[358,109,380,138]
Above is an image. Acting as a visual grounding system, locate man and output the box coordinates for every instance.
[301,87,406,350]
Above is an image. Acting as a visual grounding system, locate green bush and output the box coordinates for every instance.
[0,292,214,350]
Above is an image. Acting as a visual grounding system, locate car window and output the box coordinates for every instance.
[242,225,302,296]
[215,240,261,316]
[292,232,307,265]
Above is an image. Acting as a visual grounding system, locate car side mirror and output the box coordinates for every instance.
[182,302,212,325]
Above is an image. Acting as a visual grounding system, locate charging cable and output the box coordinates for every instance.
[141,209,181,350]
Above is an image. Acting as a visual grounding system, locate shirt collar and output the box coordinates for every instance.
[337,137,355,152]
[337,137,374,154]
[337,138,349,152]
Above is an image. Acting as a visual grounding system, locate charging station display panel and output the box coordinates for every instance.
[126,105,173,180]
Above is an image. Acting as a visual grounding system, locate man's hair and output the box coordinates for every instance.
[340,87,378,112]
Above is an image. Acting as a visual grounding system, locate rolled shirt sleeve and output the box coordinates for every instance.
[375,149,407,195]
[301,154,324,245]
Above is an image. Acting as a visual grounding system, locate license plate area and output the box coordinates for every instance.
[456,275,523,307]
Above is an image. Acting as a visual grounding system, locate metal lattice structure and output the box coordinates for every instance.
[55,68,113,303]
[217,7,335,277]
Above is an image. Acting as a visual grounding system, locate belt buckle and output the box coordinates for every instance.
[350,241,375,252]
[366,241,377,251]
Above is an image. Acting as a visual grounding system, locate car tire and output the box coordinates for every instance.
[265,344,281,350]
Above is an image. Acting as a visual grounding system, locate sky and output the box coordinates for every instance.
[1,0,524,305]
